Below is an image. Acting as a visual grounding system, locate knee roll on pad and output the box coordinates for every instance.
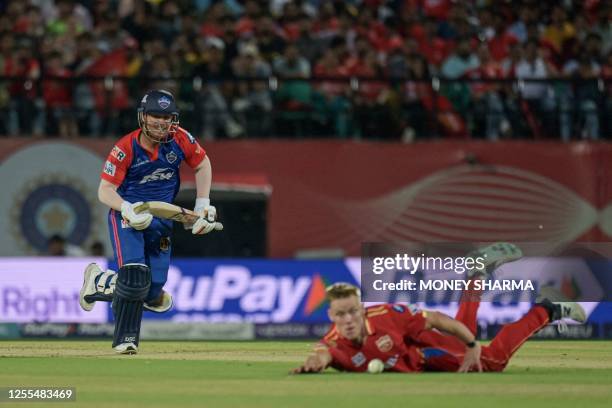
[115,264,151,301]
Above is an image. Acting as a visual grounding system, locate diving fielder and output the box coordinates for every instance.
[79,89,221,354]
[293,245,587,374]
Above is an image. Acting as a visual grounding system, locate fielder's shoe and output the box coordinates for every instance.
[79,263,102,311]
[114,342,138,355]
[536,286,586,323]
[466,242,523,278]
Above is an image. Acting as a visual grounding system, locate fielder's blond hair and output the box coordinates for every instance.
[325,282,361,302]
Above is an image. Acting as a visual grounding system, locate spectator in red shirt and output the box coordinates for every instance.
[467,45,511,139]
[413,17,452,67]
[351,49,399,140]
[488,15,519,62]
[313,48,352,138]
[235,0,260,37]
[43,50,78,137]
[422,0,452,21]
[401,53,433,140]
[4,36,43,136]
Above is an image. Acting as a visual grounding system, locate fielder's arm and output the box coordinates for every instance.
[292,348,332,374]
[424,311,482,372]
[98,179,124,211]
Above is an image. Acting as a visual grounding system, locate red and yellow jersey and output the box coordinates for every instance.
[317,304,430,373]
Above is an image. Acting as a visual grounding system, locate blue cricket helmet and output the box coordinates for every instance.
[137,89,180,143]
[138,89,179,116]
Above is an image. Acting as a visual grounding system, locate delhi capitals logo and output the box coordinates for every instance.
[166,151,177,164]
[158,96,171,110]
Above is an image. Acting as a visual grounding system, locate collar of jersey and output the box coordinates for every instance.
[365,318,375,335]
[136,131,160,161]
[333,319,375,346]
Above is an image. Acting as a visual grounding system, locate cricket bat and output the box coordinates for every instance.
[133,201,223,230]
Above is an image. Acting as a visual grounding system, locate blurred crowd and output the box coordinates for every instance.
[0,0,610,141]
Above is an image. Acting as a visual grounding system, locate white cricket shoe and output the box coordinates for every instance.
[537,286,586,323]
[114,343,138,355]
[79,263,102,311]
[557,301,587,323]
[467,242,523,278]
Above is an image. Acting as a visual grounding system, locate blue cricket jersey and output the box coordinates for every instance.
[101,127,206,203]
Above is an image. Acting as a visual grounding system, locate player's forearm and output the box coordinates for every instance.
[315,350,333,367]
[98,182,125,211]
[194,156,212,200]
[303,350,332,372]
[426,311,476,345]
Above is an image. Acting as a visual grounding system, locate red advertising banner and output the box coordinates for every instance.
[1,140,611,257]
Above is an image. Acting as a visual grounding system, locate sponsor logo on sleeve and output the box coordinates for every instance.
[103,161,116,177]
[186,131,196,144]
[408,304,420,315]
[351,352,366,367]
[110,146,126,162]
[385,355,399,369]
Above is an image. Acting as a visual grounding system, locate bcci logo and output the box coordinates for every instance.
[11,174,94,253]
[158,96,171,110]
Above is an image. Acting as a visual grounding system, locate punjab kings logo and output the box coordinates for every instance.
[375,335,393,352]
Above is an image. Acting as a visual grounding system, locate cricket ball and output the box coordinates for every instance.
[367,359,384,374]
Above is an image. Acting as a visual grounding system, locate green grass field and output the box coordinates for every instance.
[1,340,611,408]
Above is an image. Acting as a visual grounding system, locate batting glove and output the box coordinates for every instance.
[121,201,153,230]
[192,198,222,235]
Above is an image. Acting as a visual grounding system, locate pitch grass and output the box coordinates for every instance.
[1,341,611,408]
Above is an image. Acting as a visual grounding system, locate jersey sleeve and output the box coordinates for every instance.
[176,128,206,169]
[316,327,354,371]
[387,304,427,340]
[316,340,353,371]
[100,138,132,186]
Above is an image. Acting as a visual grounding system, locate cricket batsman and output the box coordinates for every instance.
[78,89,222,354]
[293,245,587,374]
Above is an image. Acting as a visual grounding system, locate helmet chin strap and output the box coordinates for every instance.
[138,112,179,144]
